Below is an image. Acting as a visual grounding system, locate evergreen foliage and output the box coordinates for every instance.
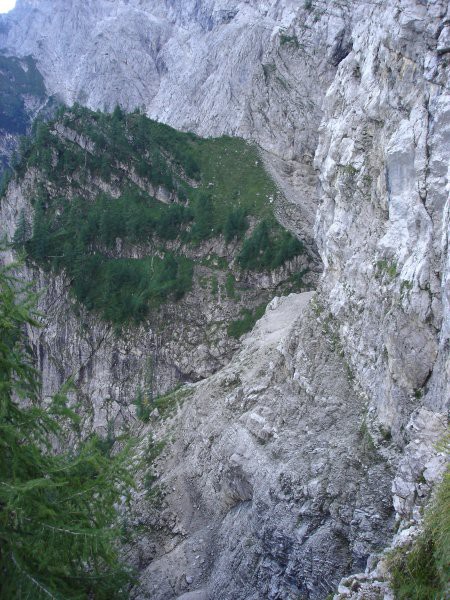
[17,184,194,324]
[223,207,248,243]
[7,104,306,325]
[134,387,151,423]
[0,262,135,598]
[191,192,214,242]
[388,463,450,600]
[12,210,30,248]
[227,303,268,339]
[238,220,303,271]
[68,254,193,325]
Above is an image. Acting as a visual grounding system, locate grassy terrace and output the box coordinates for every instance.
[9,104,306,325]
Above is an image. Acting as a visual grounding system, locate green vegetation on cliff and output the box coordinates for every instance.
[227,303,268,339]
[0,261,134,599]
[388,464,449,600]
[9,104,307,325]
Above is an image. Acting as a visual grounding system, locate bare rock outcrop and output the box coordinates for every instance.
[0,1,448,598]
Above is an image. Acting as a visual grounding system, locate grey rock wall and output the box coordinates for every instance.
[129,293,396,599]
[0,0,448,598]
[314,0,450,541]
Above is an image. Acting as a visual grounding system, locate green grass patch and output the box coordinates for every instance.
[225,273,236,299]
[210,276,219,296]
[375,259,397,280]
[387,466,450,599]
[153,385,193,419]
[135,384,192,422]
[227,303,267,339]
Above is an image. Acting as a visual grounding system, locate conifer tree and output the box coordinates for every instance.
[0,261,135,599]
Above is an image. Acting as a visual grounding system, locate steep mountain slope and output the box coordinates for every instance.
[0,0,353,247]
[0,104,314,431]
[0,1,449,599]
[129,292,395,599]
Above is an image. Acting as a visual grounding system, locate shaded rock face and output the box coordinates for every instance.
[0,1,449,599]
[0,51,51,176]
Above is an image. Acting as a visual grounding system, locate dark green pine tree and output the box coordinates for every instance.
[0,261,135,599]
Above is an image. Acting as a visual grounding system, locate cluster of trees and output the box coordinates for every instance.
[15,189,194,324]
[65,191,193,247]
[69,254,193,324]
[238,220,304,270]
[0,262,134,598]
[25,122,55,174]
[23,105,201,196]
[189,196,249,244]
[10,104,307,328]
[44,104,202,191]
[19,190,302,325]
[223,207,248,243]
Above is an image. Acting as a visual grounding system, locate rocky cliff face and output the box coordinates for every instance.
[0,0,354,247]
[128,292,396,599]
[0,107,315,433]
[0,51,52,176]
[0,1,449,599]
[315,0,449,514]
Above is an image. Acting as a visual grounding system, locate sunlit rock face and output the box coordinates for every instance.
[0,1,449,598]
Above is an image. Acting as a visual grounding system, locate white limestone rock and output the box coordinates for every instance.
[0,1,449,598]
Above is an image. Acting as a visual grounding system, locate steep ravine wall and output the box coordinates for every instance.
[0,1,449,599]
[311,1,450,595]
